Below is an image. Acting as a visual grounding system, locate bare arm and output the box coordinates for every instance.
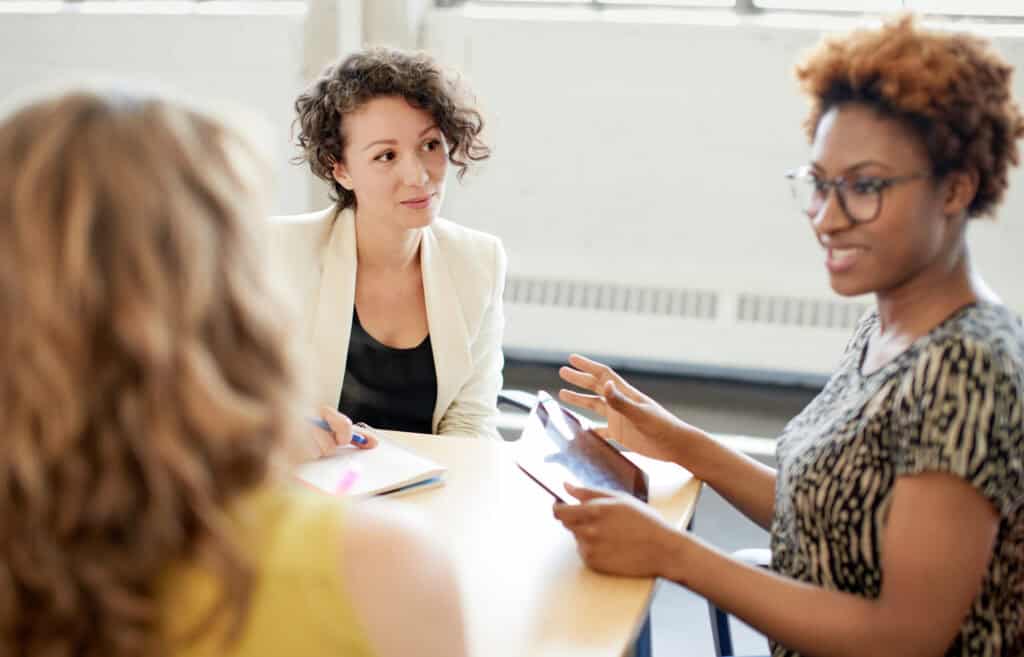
[342,503,468,657]
[667,472,996,657]
[682,426,777,531]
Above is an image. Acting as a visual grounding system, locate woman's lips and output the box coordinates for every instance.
[401,194,433,209]
[826,247,862,274]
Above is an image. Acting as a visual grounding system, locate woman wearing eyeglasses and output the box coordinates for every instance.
[554,16,1024,657]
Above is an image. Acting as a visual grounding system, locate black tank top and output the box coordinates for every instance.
[337,309,437,434]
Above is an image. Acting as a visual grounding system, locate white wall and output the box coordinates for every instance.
[0,2,317,213]
[424,7,1024,379]
[1,3,1021,379]
[0,0,392,214]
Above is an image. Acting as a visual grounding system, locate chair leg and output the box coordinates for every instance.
[632,614,653,657]
[708,601,733,657]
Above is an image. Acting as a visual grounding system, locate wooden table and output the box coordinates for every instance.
[384,432,702,657]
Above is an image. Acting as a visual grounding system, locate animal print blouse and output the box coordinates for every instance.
[771,302,1024,657]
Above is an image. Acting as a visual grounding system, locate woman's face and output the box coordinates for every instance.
[803,103,969,298]
[332,95,448,229]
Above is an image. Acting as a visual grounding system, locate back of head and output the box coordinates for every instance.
[0,89,300,656]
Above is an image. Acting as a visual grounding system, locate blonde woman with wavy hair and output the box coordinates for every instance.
[0,88,466,657]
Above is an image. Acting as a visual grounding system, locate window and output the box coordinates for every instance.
[469,0,736,7]
[908,0,1024,17]
[465,0,1024,16]
[754,0,1024,16]
[753,0,899,10]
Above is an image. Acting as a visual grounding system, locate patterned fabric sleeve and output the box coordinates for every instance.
[895,335,1024,517]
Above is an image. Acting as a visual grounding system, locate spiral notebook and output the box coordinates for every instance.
[295,436,447,498]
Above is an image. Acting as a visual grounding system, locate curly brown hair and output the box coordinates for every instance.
[795,15,1024,218]
[0,89,303,656]
[292,47,490,211]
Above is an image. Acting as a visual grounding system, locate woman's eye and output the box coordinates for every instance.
[851,178,882,195]
[374,151,395,163]
[423,139,442,152]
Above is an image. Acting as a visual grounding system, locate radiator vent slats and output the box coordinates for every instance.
[504,276,718,320]
[505,276,868,330]
[736,294,868,330]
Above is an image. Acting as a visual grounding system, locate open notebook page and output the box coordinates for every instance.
[295,436,447,498]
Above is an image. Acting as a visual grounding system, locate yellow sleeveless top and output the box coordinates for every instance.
[159,485,377,657]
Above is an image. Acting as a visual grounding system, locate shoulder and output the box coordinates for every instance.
[892,304,1024,514]
[341,501,446,571]
[266,206,338,251]
[912,302,1024,390]
[240,490,450,599]
[269,206,338,228]
[430,217,505,283]
[430,217,504,262]
[339,501,465,657]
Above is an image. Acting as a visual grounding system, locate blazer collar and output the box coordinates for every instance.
[311,207,356,410]
[420,224,473,432]
[311,208,474,433]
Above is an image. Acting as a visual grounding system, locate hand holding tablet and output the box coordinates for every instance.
[515,391,648,504]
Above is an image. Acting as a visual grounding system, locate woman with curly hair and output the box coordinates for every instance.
[272,47,505,451]
[0,87,467,657]
[553,16,1024,657]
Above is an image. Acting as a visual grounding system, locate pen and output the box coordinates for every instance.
[307,416,369,446]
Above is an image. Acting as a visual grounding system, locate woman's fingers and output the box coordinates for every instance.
[564,482,613,503]
[319,408,379,451]
[309,423,337,458]
[559,365,599,392]
[321,407,352,442]
[566,354,648,400]
[567,353,608,375]
[558,389,607,416]
[351,425,380,449]
[602,381,638,417]
[552,500,595,527]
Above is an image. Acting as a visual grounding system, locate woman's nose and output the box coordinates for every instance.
[401,154,429,186]
[810,188,851,234]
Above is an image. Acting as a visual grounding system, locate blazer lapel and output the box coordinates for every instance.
[421,226,473,433]
[311,208,357,410]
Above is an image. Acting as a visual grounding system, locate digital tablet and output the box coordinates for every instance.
[515,391,648,504]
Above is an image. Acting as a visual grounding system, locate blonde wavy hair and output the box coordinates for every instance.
[0,89,302,656]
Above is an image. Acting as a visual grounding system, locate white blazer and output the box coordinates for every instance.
[266,207,506,439]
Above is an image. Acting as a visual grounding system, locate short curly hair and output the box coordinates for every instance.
[795,15,1024,218]
[292,47,490,210]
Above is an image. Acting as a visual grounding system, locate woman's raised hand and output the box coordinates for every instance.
[558,354,687,464]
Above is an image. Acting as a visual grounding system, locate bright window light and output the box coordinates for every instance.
[613,0,734,5]
[0,1,63,13]
[906,0,1024,17]
[753,0,900,10]
[473,0,735,6]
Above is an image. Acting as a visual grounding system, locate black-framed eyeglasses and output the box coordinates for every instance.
[784,165,929,224]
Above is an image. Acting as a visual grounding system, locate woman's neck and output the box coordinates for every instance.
[874,247,995,340]
[353,209,423,272]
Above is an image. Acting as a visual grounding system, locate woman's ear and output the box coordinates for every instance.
[332,159,353,191]
[943,168,980,219]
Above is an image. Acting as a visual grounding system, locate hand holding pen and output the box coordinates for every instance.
[306,407,378,459]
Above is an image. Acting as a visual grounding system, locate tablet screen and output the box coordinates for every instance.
[515,392,648,504]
